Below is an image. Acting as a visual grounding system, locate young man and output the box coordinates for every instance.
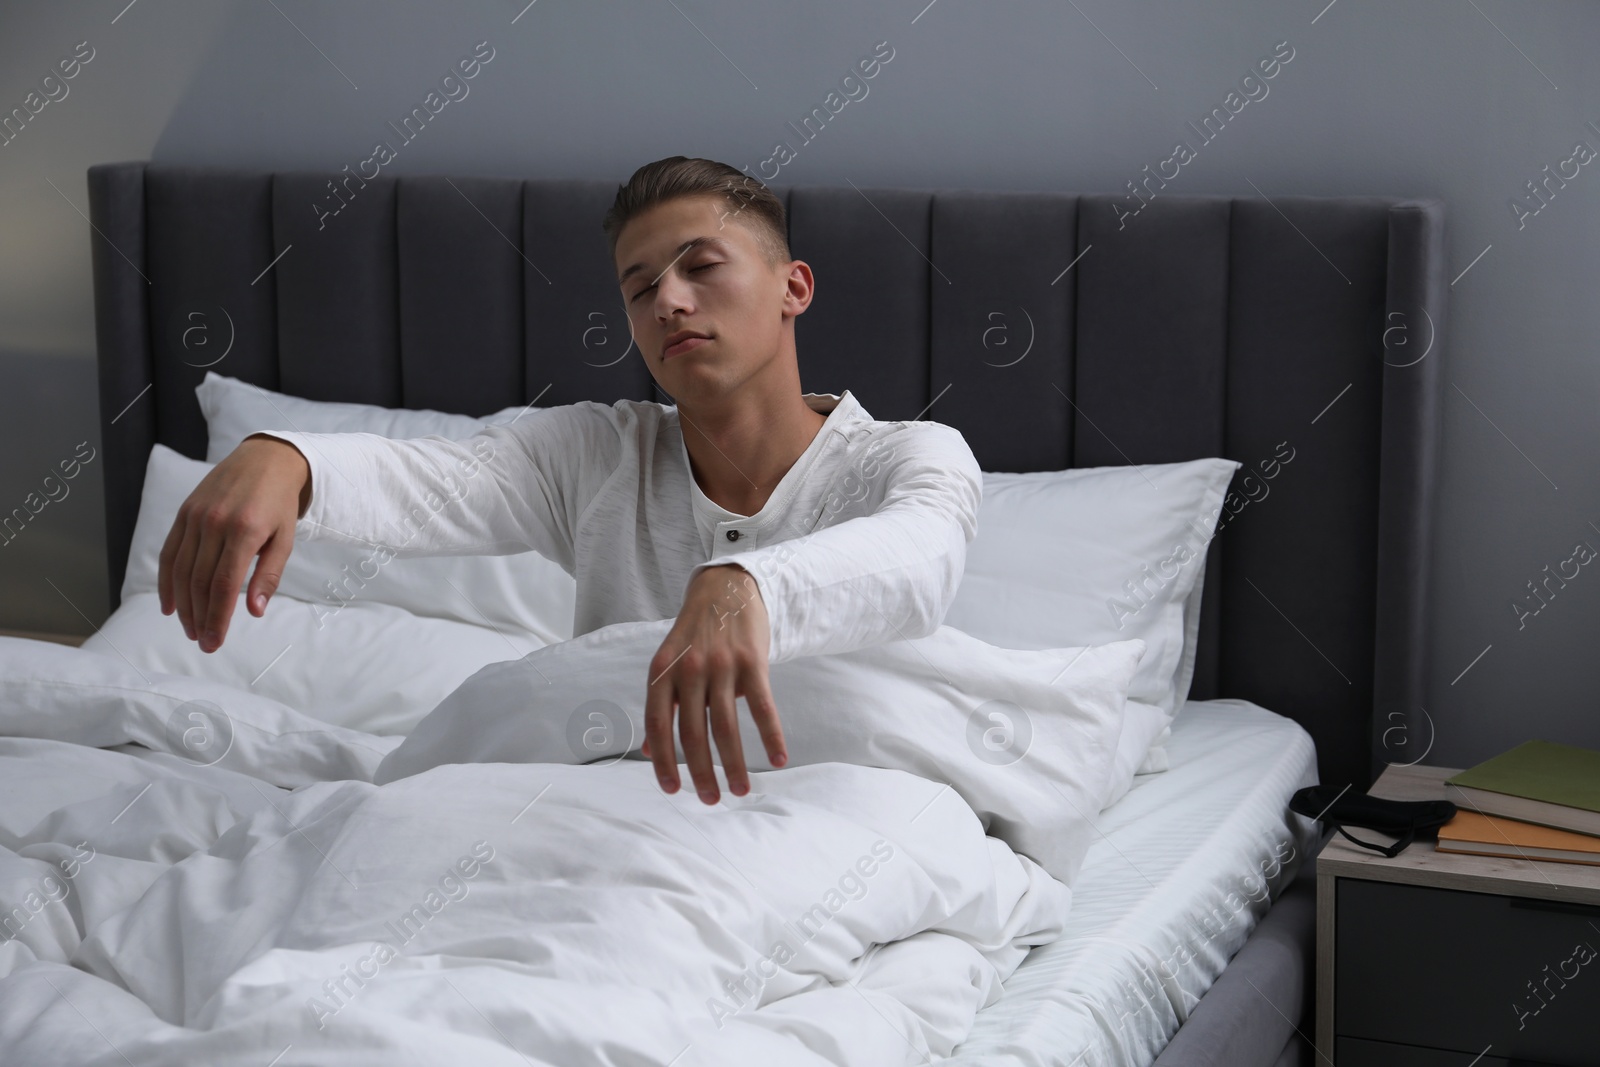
[158,156,982,807]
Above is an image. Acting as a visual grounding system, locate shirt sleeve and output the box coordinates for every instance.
[687,422,983,664]
[247,402,621,574]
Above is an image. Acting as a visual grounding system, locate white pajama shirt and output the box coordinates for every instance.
[255,390,982,664]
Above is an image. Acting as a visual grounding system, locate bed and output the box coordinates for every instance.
[8,162,1442,1065]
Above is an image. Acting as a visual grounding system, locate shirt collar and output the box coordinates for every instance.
[681,389,865,524]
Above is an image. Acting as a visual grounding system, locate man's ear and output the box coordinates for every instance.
[783,259,815,318]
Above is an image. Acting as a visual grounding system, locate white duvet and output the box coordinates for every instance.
[0,637,1075,1065]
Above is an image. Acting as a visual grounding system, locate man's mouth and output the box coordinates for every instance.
[663,331,711,359]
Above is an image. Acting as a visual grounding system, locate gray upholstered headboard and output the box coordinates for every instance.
[86,161,1445,793]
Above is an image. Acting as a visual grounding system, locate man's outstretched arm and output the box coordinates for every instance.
[692,421,983,664]
[158,405,617,653]
[247,416,591,564]
[640,421,981,804]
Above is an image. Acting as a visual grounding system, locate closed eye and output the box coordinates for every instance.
[629,263,719,302]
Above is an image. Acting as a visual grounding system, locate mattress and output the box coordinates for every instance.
[947,697,1322,1066]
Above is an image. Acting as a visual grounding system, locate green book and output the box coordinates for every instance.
[1444,740,1600,838]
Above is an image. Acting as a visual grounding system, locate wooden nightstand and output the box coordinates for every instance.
[1316,763,1600,1066]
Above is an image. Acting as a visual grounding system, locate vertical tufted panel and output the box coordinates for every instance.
[1073,196,1232,465]
[88,162,155,601]
[523,179,658,408]
[1222,196,1389,790]
[1372,201,1445,783]
[1075,194,1233,701]
[930,191,1077,473]
[396,176,525,415]
[786,186,930,419]
[271,171,402,407]
[145,165,280,460]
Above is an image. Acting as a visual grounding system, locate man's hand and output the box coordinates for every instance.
[157,434,311,653]
[643,565,787,803]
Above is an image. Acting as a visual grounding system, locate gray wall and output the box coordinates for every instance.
[2,0,1596,768]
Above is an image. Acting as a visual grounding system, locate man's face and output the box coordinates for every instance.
[615,193,805,401]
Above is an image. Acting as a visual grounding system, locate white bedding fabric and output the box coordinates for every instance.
[374,618,1147,886]
[945,459,1241,738]
[947,697,1323,1066]
[0,637,1071,1065]
[86,590,544,736]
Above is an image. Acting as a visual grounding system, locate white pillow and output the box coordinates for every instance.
[1104,699,1171,807]
[376,618,1145,886]
[126,443,575,647]
[944,458,1239,767]
[196,371,534,461]
[82,590,530,735]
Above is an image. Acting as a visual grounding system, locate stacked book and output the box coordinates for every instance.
[1439,740,1600,866]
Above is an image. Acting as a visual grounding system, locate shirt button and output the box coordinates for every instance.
[726,529,741,541]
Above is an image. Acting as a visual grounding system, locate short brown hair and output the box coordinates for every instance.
[602,156,790,268]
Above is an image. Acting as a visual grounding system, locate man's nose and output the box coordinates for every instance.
[653,270,695,317]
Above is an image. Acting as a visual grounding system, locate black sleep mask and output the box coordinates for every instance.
[1289,783,1457,858]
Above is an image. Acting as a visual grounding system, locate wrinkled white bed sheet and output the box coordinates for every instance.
[0,637,1069,1066]
[948,698,1322,1066]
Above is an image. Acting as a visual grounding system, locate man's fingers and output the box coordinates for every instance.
[157,507,186,618]
[171,514,203,642]
[709,666,747,797]
[676,663,719,804]
[743,664,787,769]
[644,655,680,792]
[247,521,294,616]
[187,522,229,652]
[203,522,264,649]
